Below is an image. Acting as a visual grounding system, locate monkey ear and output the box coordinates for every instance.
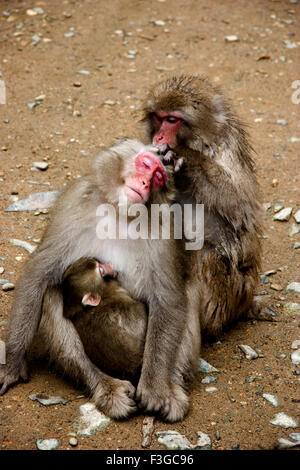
[82,293,101,307]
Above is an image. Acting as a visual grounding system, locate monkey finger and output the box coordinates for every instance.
[174,158,184,173]
[160,397,170,416]
[123,381,136,399]
[0,380,10,395]
[156,143,169,155]
[144,397,161,413]
[162,150,175,164]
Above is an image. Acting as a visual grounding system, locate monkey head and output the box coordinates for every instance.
[95,139,170,206]
[143,75,229,152]
[62,258,117,310]
[124,150,168,204]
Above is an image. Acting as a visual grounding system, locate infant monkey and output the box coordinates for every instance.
[56,257,146,381]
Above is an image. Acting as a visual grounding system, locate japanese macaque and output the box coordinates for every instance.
[0,139,195,422]
[33,257,147,382]
[143,74,268,338]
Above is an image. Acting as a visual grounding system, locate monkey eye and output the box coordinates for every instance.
[154,170,164,186]
[152,114,163,126]
[142,157,152,169]
[99,265,104,276]
[165,116,179,124]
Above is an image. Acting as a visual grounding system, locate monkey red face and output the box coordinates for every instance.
[152,111,183,148]
[125,151,167,203]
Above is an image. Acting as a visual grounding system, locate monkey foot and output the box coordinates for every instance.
[136,381,189,423]
[93,378,137,420]
[0,361,29,395]
[247,297,279,322]
[247,306,278,322]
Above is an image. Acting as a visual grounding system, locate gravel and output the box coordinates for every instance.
[198,358,220,373]
[74,402,111,437]
[294,210,300,223]
[29,394,68,406]
[69,437,78,447]
[36,438,59,450]
[238,345,258,360]
[33,161,49,171]
[156,430,192,450]
[289,223,300,237]
[225,35,239,42]
[286,282,300,294]
[291,350,300,365]
[283,302,300,314]
[201,376,218,384]
[9,238,36,254]
[194,432,212,450]
[262,393,279,407]
[276,438,300,449]
[205,386,218,393]
[2,283,15,291]
[273,207,293,221]
[269,412,299,429]
[5,190,60,212]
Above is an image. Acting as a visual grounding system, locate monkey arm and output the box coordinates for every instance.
[0,181,96,394]
[176,148,261,234]
[136,254,190,422]
[0,245,69,395]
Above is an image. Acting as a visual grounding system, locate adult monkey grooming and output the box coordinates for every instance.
[0,139,193,422]
[143,74,269,338]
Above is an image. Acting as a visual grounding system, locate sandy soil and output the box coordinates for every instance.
[0,0,299,451]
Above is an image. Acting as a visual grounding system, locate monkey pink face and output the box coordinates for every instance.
[152,111,183,148]
[125,152,167,203]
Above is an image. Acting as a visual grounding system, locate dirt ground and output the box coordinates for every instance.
[0,0,299,451]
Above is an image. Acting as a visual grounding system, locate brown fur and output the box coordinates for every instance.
[61,257,147,379]
[143,74,265,338]
[0,139,193,422]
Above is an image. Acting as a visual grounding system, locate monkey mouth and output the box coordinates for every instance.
[125,186,144,202]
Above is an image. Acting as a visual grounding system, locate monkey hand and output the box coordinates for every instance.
[136,379,189,422]
[0,360,29,395]
[155,143,184,173]
[92,377,137,420]
[162,150,184,173]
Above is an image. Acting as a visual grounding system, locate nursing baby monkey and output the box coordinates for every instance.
[29,257,148,419]
[57,257,147,382]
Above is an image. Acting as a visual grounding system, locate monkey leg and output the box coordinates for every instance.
[197,248,260,338]
[0,359,29,395]
[39,287,137,419]
[172,278,201,390]
[72,301,147,381]
[136,288,190,423]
